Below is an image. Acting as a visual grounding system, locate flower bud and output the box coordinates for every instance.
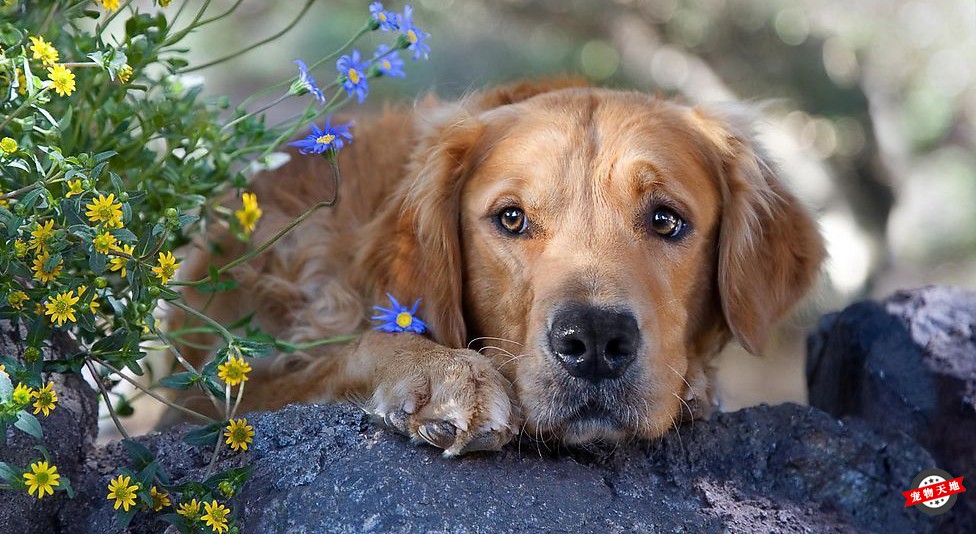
[164,208,178,219]
[217,481,235,498]
[95,277,109,289]
[23,346,41,363]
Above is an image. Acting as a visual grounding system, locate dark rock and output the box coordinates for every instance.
[807,285,976,528]
[65,402,932,533]
[0,319,98,534]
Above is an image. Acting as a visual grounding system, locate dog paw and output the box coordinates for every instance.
[369,347,519,456]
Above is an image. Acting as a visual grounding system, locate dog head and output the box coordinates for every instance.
[364,80,824,445]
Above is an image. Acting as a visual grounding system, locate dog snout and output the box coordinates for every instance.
[547,304,640,381]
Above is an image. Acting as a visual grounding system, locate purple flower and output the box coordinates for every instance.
[337,50,370,104]
[398,5,430,60]
[372,45,405,78]
[292,59,325,102]
[372,294,428,334]
[288,117,354,155]
[369,2,400,32]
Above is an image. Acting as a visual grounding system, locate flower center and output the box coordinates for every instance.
[382,60,392,70]
[316,134,336,145]
[97,206,114,219]
[378,12,387,22]
[395,312,413,328]
[348,68,360,84]
[54,301,70,314]
[407,30,418,44]
[36,473,49,484]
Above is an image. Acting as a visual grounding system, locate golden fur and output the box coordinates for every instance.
[170,79,825,455]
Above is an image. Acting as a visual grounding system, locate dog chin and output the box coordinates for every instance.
[555,412,629,446]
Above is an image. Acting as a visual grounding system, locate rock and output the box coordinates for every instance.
[807,285,976,528]
[0,319,99,534]
[65,402,932,533]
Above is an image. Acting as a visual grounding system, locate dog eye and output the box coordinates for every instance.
[649,208,686,239]
[497,207,528,235]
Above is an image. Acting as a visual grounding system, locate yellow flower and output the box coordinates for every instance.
[150,486,171,511]
[234,192,262,236]
[45,290,78,326]
[177,498,201,519]
[29,36,58,67]
[15,68,27,95]
[47,64,75,97]
[14,239,28,257]
[93,231,117,254]
[12,383,33,406]
[23,461,60,499]
[7,290,29,309]
[0,364,4,375]
[217,356,251,387]
[160,0,172,7]
[106,474,139,511]
[32,252,63,283]
[31,381,58,416]
[224,418,255,452]
[109,243,134,278]
[202,500,230,533]
[0,136,17,154]
[96,0,120,11]
[117,64,133,83]
[77,285,100,313]
[85,193,123,226]
[30,219,56,251]
[0,191,6,208]
[151,251,179,284]
[65,179,84,197]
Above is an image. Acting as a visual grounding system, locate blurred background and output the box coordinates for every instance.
[113,0,976,435]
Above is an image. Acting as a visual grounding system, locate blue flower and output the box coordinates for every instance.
[369,2,400,32]
[372,45,405,78]
[398,5,430,60]
[337,50,370,104]
[288,117,354,155]
[372,294,428,334]
[292,59,325,102]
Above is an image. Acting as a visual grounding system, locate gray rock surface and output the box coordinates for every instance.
[807,285,976,528]
[65,402,933,533]
[0,319,98,534]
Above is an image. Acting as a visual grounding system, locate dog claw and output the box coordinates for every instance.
[380,409,410,434]
[417,421,457,449]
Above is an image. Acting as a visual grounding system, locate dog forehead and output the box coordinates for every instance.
[471,92,717,201]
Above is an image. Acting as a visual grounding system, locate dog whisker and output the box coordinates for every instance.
[467,336,525,350]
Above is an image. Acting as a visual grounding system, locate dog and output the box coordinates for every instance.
[171,78,825,456]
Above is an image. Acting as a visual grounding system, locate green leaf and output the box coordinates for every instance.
[59,475,74,498]
[0,462,20,485]
[124,438,153,472]
[20,188,44,210]
[14,411,43,440]
[235,339,272,358]
[183,421,224,447]
[0,370,11,400]
[159,372,197,390]
[94,150,118,164]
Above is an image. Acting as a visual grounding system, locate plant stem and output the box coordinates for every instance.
[180,0,316,74]
[169,300,235,345]
[91,356,215,423]
[85,358,131,440]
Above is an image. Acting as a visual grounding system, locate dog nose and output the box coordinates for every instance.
[547,304,640,381]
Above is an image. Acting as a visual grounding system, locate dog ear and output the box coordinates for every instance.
[355,109,484,348]
[357,80,588,348]
[694,107,826,354]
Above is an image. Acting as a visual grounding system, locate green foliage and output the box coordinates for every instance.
[0,0,427,528]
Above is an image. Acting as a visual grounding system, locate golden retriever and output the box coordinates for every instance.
[172,78,825,456]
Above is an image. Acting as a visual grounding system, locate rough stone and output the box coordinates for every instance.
[807,285,976,528]
[64,402,933,533]
[0,319,99,534]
